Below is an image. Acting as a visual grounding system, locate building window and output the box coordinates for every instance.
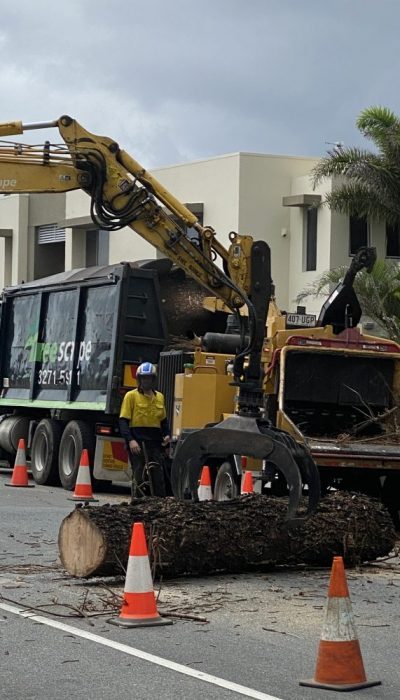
[386,222,400,258]
[186,217,203,244]
[304,207,317,271]
[349,216,368,255]
[86,229,109,267]
[37,223,66,244]
[35,224,65,280]
[168,205,203,245]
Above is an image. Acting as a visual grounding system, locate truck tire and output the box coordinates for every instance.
[30,419,63,485]
[382,474,400,530]
[214,461,239,501]
[58,421,95,491]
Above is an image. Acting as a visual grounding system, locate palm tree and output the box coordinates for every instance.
[303,106,400,342]
[296,259,400,343]
[313,106,400,225]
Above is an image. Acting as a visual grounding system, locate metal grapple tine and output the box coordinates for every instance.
[257,423,320,519]
[260,439,304,522]
[295,445,321,515]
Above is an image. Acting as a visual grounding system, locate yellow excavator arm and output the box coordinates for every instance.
[0,115,321,522]
[0,116,257,311]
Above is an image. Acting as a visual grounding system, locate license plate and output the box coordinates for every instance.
[286,313,317,328]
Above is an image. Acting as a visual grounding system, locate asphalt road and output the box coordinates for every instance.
[1,470,400,700]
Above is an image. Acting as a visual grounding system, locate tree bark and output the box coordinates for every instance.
[58,492,396,579]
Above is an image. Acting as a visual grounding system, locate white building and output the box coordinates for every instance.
[0,151,396,322]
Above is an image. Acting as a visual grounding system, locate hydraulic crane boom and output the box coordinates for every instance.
[0,117,260,309]
[0,116,270,403]
[0,115,320,522]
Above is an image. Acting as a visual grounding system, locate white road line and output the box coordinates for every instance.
[1,601,284,700]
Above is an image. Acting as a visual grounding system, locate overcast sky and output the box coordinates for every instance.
[1,0,400,167]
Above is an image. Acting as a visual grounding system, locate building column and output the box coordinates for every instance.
[11,195,29,285]
[64,227,86,270]
[0,234,12,289]
[4,237,12,287]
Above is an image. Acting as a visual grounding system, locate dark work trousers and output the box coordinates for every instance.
[128,441,166,499]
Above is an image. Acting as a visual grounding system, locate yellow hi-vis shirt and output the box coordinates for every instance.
[120,389,167,428]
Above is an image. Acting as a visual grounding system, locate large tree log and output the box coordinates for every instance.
[58,492,396,579]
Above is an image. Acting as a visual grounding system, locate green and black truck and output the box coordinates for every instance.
[0,262,168,488]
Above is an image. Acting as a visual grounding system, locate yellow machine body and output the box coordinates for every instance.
[172,349,237,437]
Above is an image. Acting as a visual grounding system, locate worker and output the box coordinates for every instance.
[119,362,171,500]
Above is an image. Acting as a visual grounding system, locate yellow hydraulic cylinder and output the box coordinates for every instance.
[0,121,23,137]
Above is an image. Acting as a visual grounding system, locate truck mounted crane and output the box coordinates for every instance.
[0,116,320,522]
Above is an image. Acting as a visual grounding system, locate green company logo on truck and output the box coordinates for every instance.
[24,332,92,365]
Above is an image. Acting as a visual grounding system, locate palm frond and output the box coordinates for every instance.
[312,148,380,186]
[295,268,345,303]
[325,183,400,224]
[356,106,400,147]
[296,259,400,342]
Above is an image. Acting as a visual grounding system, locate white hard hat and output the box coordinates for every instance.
[137,362,157,376]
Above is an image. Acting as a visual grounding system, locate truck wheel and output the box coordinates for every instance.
[171,460,192,499]
[382,474,400,530]
[58,421,94,490]
[30,419,63,485]
[214,461,239,501]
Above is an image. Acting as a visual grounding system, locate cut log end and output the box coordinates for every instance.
[58,508,108,577]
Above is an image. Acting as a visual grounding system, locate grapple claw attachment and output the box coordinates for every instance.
[171,415,320,523]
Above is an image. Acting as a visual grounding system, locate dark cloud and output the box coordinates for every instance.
[1,0,400,166]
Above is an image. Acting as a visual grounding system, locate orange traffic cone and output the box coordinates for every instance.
[300,556,381,691]
[68,450,98,502]
[5,439,34,488]
[198,465,212,501]
[109,522,172,628]
[241,470,254,494]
